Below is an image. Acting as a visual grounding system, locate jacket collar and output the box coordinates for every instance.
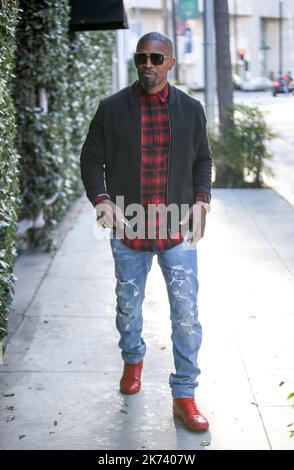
[136,80,169,103]
[128,80,176,104]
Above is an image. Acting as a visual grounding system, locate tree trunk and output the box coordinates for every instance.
[214,0,237,186]
[214,0,233,134]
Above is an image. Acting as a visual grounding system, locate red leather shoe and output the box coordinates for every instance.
[173,398,209,431]
[120,360,144,395]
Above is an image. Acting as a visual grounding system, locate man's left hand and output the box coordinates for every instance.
[180,204,206,246]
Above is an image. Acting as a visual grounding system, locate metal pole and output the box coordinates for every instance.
[233,0,238,66]
[112,32,119,93]
[279,1,283,74]
[203,0,215,131]
[171,0,179,81]
[162,0,168,35]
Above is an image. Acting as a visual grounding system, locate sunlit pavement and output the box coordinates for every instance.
[0,187,293,450]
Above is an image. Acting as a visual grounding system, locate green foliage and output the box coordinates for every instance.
[128,57,137,85]
[288,392,294,438]
[280,383,294,438]
[13,1,115,251]
[13,0,72,250]
[67,30,115,195]
[0,0,21,345]
[0,0,114,342]
[211,103,276,187]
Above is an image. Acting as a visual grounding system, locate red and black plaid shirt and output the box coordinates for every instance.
[95,81,210,252]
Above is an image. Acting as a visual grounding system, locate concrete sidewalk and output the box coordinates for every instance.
[0,189,293,450]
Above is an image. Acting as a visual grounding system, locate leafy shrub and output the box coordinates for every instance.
[1,0,114,344]
[0,0,21,349]
[211,104,276,187]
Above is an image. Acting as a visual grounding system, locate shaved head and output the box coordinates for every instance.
[136,31,173,54]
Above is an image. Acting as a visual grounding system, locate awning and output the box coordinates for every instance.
[69,0,128,31]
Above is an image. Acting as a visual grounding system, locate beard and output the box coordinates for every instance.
[138,70,158,90]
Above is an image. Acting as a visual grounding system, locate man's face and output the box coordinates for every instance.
[135,40,176,91]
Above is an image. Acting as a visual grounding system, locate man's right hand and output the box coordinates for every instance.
[95,199,129,230]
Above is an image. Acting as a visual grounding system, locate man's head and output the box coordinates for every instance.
[134,32,176,92]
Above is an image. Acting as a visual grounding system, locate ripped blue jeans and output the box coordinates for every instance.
[110,236,202,398]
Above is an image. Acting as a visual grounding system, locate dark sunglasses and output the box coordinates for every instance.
[134,52,171,66]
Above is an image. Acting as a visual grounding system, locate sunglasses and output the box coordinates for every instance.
[134,52,171,66]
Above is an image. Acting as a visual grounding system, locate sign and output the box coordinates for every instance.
[177,0,199,21]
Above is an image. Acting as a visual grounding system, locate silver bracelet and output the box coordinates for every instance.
[195,201,211,214]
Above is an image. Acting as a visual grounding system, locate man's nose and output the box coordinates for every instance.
[145,56,154,67]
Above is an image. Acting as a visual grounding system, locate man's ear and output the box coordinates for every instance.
[168,57,176,71]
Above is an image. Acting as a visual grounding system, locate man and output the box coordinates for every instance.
[80,32,212,432]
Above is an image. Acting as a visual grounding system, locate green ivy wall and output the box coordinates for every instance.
[0,0,21,351]
[0,0,115,346]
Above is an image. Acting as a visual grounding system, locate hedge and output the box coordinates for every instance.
[0,0,115,345]
[0,0,21,354]
[13,0,114,251]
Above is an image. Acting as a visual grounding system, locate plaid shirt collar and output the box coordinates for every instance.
[136,80,169,103]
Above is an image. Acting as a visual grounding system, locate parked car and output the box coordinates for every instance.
[272,74,294,96]
[233,74,242,90]
[241,76,272,92]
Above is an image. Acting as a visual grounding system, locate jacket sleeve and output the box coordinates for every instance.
[80,101,108,207]
[192,103,212,201]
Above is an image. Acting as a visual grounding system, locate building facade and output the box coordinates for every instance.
[119,0,294,89]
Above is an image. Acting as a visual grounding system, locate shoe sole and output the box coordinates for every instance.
[120,386,141,395]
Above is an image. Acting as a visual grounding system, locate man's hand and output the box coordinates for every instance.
[180,204,206,245]
[95,199,129,230]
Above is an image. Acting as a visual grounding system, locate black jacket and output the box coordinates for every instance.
[80,81,212,215]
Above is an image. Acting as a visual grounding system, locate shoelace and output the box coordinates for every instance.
[180,398,200,415]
